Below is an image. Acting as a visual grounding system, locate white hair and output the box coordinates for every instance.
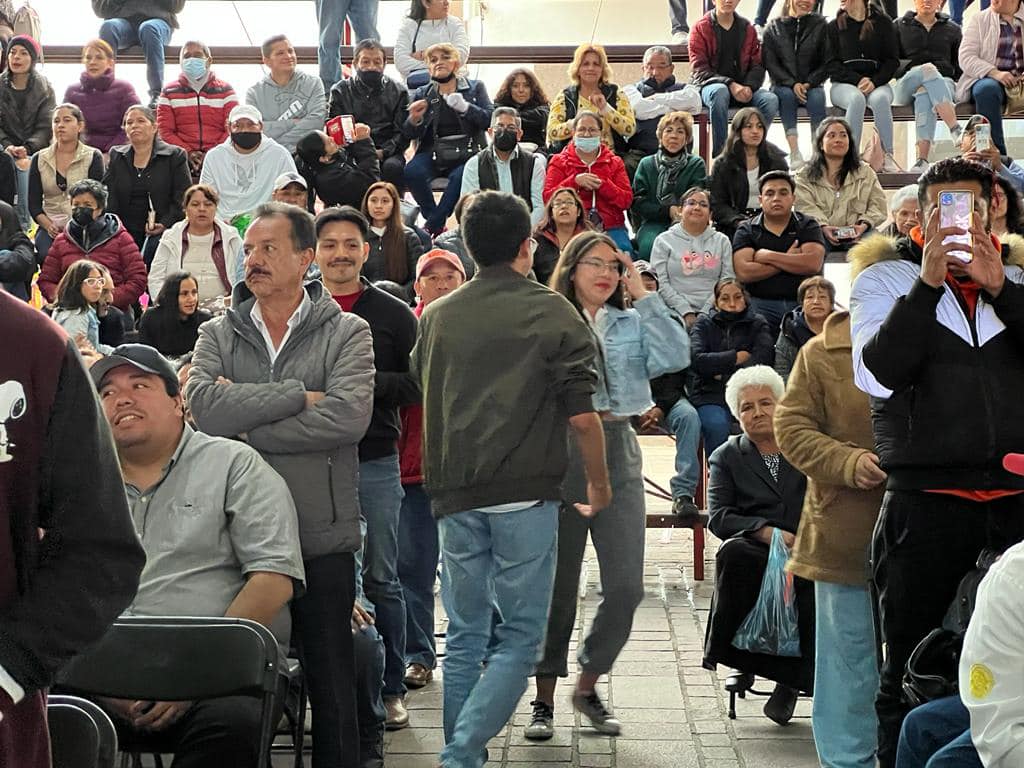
[889,184,920,213]
[725,365,785,419]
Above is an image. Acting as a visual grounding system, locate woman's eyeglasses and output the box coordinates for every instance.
[683,199,710,209]
[82,277,106,287]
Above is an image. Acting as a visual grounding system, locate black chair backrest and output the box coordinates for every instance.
[48,702,100,768]
[48,695,118,768]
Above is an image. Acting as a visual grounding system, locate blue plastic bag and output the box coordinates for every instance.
[732,528,801,657]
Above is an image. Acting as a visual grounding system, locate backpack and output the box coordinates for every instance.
[12,3,40,60]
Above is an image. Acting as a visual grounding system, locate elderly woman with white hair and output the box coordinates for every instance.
[883,183,921,238]
[702,365,814,726]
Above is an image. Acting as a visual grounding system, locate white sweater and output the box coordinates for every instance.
[393,16,471,79]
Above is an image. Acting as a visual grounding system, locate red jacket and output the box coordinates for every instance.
[543,144,633,230]
[156,73,238,153]
[399,303,424,485]
[38,214,148,310]
[688,11,766,90]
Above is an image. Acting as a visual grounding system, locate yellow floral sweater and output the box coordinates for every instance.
[546,87,637,148]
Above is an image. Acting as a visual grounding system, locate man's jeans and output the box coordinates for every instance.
[398,483,439,669]
[773,84,827,139]
[354,623,387,766]
[359,454,408,699]
[315,0,380,91]
[701,84,779,158]
[99,18,172,100]
[748,295,796,340]
[438,501,558,768]
[830,82,895,152]
[972,78,1008,155]
[896,696,981,768]
[696,404,732,458]
[405,154,467,233]
[892,68,956,145]
[813,582,879,768]
[668,0,689,33]
[666,397,701,499]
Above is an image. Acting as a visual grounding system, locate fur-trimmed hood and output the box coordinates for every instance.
[848,232,1024,280]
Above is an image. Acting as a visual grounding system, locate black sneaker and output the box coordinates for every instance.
[763,684,798,725]
[573,690,621,736]
[524,700,554,741]
[672,495,700,525]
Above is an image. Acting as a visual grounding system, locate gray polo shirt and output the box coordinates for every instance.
[125,425,306,661]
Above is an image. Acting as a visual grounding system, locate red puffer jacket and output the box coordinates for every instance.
[156,73,239,153]
[543,143,633,230]
[37,214,148,310]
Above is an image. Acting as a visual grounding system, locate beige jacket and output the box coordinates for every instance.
[34,141,99,220]
[774,311,884,585]
[794,163,888,231]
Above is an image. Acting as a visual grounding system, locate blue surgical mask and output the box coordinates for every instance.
[574,136,601,154]
[182,57,207,80]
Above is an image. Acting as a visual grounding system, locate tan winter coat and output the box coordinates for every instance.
[794,163,887,230]
[774,311,884,585]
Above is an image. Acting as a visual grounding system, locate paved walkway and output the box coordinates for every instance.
[380,437,822,768]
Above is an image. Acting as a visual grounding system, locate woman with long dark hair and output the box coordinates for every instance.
[794,117,887,252]
[524,230,688,742]
[137,270,213,358]
[494,68,550,149]
[708,107,789,241]
[532,187,592,286]
[361,181,424,298]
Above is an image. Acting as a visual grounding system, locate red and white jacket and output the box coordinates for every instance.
[156,73,239,153]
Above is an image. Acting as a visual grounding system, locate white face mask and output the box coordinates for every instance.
[370,225,386,237]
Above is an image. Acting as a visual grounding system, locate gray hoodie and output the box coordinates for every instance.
[649,222,734,318]
[246,69,327,152]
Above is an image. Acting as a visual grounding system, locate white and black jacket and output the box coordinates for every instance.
[849,234,1024,491]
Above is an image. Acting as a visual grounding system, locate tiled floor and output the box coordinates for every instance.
[275,436,822,767]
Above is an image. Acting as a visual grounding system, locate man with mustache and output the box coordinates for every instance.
[187,201,375,768]
[314,205,419,732]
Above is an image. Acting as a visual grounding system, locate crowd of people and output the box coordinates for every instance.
[1,1,1024,768]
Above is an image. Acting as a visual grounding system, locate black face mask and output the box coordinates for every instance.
[231,131,261,150]
[493,130,518,152]
[430,71,456,84]
[72,206,94,227]
[357,69,383,88]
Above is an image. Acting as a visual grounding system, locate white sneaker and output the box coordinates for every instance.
[671,30,689,45]
[789,151,805,172]
[880,153,904,174]
[910,157,930,173]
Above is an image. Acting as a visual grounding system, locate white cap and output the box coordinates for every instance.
[228,104,263,125]
[274,172,307,190]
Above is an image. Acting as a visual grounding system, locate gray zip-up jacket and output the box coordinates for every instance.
[187,280,375,558]
[246,70,327,153]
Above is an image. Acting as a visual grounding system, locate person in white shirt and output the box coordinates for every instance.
[199,104,297,224]
[393,0,470,88]
[460,107,546,227]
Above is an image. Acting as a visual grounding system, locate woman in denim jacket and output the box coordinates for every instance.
[525,230,689,740]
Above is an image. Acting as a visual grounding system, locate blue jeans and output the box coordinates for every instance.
[696,403,732,457]
[405,153,467,234]
[666,397,701,498]
[701,84,779,158]
[972,77,1008,155]
[830,82,895,153]
[606,226,633,254]
[892,67,956,145]
[438,501,558,768]
[354,623,386,762]
[315,0,380,91]
[398,483,438,669]
[34,226,53,266]
[359,454,407,699]
[813,582,879,768]
[13,165,28,231]
[749,296,796,340]
[773,84,827,139]
[99,18,172,100]
[948,0,989,24]
[896,696,981,768]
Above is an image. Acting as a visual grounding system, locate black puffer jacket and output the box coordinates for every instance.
[896,12,962,80]
[773,307,817,382]
[328,75,411,159]
[827,7,900,87]
[688,306,775,408]
[762,13,830,88]
[0,70,54,153]
[299,139,381,211]
[708,142,789,240]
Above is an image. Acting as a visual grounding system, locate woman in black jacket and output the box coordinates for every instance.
[137,270,213,359]
[708,107,789,242]
[689,278,775,456]
[494,68,551,149]
[893,4,963,170]
[826,0,901,172]
[295,127,381,212]
[103,105,191,268]
[762,0,829,169]
[361,181,424,301]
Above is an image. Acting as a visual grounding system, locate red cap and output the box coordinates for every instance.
[415,248,466,281]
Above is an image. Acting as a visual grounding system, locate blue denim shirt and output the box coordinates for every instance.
[589,293,690,417]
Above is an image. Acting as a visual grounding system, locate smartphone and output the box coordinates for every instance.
[939,190,973,263]
[835,226,857,240]
[975,123,991,153]
[325,114,356,146]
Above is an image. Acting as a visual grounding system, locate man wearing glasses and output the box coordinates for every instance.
[460,107,546,227]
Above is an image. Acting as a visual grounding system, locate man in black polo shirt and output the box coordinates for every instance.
[314,205,420,733]
[732,170,826,336]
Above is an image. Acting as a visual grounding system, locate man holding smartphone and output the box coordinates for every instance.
[849,157,1024,768]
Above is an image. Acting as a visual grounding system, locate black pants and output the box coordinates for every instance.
[292,552,360,768]
[871,490,1024,768]
[381,153,406,192]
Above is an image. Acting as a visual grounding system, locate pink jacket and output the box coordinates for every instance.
[956,4,1024,102]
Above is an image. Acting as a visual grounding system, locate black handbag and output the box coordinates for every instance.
[432,134,484,171]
